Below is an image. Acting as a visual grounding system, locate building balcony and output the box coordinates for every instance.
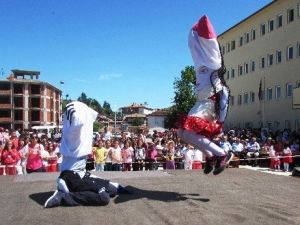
[0,117,12,122]
[0,90,11,95]
[0,104,12,109]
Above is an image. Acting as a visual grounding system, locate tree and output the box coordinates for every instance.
[77,92,103,114]
[165,66,196,128]
[131,117,144,126]
[103,101,114,118]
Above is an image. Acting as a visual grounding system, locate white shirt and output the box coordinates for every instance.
[193,149,203,161]
[60,101,98,158]
[232,142,244,153]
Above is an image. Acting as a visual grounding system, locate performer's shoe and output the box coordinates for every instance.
[213,152,233,175]
[57,178,69,193]
[203,157,214,174]
[44,190,62,208]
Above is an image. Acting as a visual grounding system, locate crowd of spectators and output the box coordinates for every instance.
[0,125,300,175]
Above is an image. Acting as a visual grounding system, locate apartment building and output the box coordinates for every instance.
[0,70,62,130]
[219,0,300,131]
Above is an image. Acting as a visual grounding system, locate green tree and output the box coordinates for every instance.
[165,66,196,128]
[103,101,114,118]
[132,117,144,126]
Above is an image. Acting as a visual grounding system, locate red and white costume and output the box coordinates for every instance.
[178,15,229,158]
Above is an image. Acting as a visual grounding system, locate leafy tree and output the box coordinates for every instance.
[131,117,144,126]
[103,101,114,118]
[93,121,103,132]
[165,66,196,128]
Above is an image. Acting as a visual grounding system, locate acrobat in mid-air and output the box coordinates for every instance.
[177,15,233,175]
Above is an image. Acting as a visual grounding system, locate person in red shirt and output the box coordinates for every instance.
[10,130,19,150]
[1,140,20,166]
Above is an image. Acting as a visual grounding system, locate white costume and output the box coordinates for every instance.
[177,15,231,175]
[44,101,129,208]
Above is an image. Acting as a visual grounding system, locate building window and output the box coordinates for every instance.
[251,29,256,41]
[268,19,274,32]
[244,63,249,74]
[250,92,255,103]
[296,81,300,88]
[287,8,294,23]
[231,68,235,79]
[298,42,300,57]
[245,33,250,43]
[285,120,291,129]
[275,86,281,99]
[244,93,249,104]
[260,57,265,68]
[276,50,282,63]
[260,23,266,36]
[251,61,255,72]
[238,94,242,105]
[231,40,235,50]
[287,46,294,60]
[226,71,230,80]
[286,83,293,97]
[268,54,273,66]
[230,96,234,106]
[277,14,283,28]
[238,65,243,76]
[222,46,225,55]
[267,88,273,101]
[227,43,231,53]
[239,36,243,47]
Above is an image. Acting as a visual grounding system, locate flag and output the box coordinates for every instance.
[258,78,262,101]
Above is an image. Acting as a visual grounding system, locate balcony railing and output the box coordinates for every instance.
[0,104,12,109]
[0,117,12,122]
[0,90,11,95]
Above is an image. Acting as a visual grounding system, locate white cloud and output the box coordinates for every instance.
[98,73,123,81]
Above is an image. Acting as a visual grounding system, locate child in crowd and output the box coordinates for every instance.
[282,143,292,172]
[94,140,107,172]
[121,139,134,171]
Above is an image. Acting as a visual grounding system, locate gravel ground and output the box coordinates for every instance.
[0,168,299,225]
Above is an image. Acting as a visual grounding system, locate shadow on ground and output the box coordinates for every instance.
[29,191,54,206]
[114,185,210,203]
[29,186,209,206]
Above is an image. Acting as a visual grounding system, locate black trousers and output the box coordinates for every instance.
[58,170,111,206]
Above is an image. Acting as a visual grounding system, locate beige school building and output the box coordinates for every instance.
[219,0,300,131]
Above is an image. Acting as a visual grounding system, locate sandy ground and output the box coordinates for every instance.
[0,168,299,225]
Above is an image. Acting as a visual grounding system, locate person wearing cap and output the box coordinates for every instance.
[44,101,129,208]
[177,15,233,175]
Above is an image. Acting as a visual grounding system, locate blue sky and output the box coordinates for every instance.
[0,0,272,110]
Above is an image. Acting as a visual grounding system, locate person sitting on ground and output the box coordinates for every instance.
[44,101,129,208]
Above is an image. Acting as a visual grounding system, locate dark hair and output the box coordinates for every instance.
[210,44,230,121]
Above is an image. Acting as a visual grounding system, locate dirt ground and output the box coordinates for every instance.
[0,168,299,225]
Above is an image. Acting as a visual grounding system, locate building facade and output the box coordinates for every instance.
[147,109,168,131]
[219,0,300,131]
[0,70,62,130]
